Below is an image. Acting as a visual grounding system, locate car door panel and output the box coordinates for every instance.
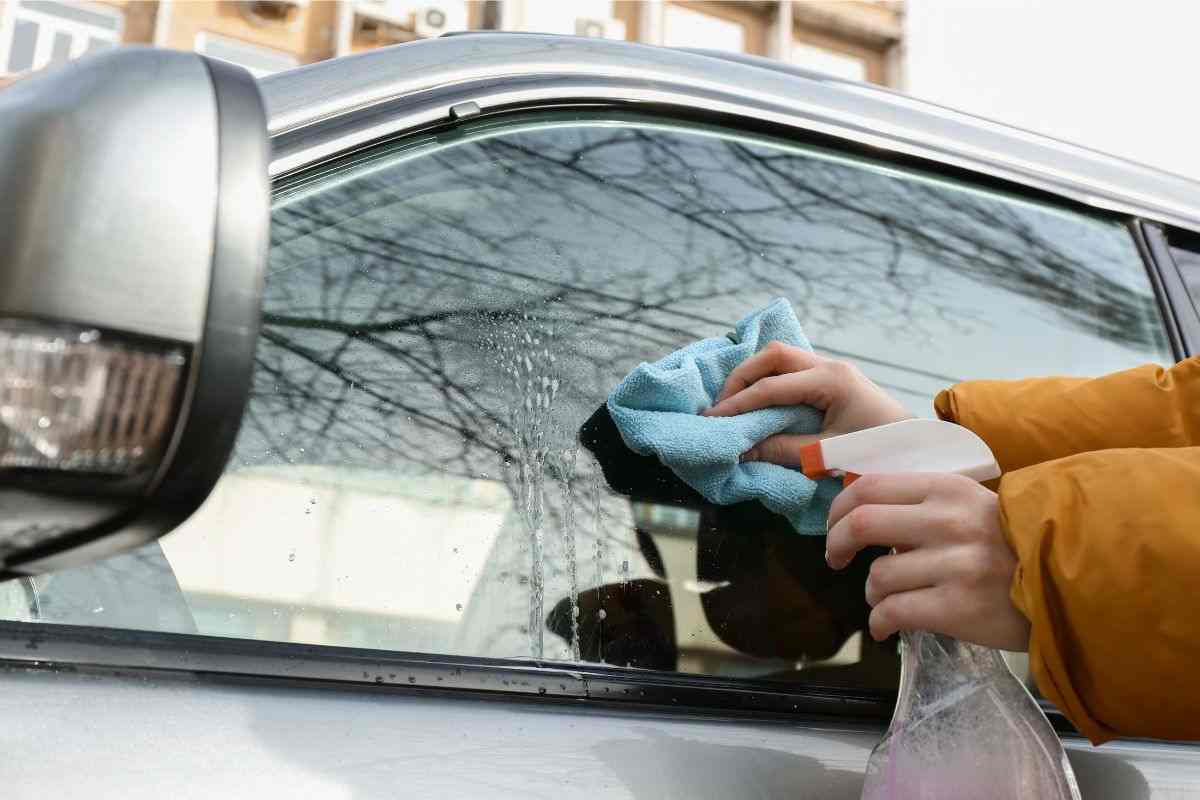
[4,662,1199,799]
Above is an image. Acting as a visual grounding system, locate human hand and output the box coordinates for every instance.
[825,472,1030,651]
[701,343,911,464]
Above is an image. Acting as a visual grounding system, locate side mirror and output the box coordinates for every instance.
[0,48,270,578]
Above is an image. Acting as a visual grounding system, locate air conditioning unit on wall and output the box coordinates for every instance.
[415,6,455,37]
[575,17,627,40]
[353,2,466,39]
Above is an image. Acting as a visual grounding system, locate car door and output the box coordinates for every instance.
[5,50,1200,800]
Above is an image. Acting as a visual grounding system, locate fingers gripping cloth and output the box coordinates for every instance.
[606,298,841,534]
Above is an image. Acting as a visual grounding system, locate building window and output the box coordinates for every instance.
[788,2,902,87]
[193,32,298,78]
[662,3,746,53]
[0,0,122,76]
[790,41,868,82]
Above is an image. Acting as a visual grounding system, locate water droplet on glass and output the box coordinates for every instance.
[455,603,463,612]
[597,609,607,621]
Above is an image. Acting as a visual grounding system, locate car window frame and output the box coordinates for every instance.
[2,96,1187,740]
[1138,222,1200,358]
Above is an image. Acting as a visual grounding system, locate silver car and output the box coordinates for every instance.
[1,33,1199,799]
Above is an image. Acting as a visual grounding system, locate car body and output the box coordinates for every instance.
[2,33,1200,799]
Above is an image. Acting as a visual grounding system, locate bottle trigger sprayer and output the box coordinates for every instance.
[800,419,1081,800]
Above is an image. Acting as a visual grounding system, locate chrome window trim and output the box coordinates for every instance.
[260,34,1200,232]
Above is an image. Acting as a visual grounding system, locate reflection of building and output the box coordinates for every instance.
[1,1,903,88]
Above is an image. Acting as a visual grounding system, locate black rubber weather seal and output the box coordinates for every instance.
[0,620,1081,736]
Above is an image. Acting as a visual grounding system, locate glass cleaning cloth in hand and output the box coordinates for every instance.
[606,298,840,534]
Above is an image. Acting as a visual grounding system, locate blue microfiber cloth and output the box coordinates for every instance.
[606,298,841,535]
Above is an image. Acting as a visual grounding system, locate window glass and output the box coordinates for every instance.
[790,42,867,82]
[2,0,122,76]
[7,113,1171,695]
[7,19,38,72]
[663,5,746,53]
[48,30,70,66]
[1167,232,1200,313]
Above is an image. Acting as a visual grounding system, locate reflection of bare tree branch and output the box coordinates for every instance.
[258,328,516,464]
[252,113,1163,497]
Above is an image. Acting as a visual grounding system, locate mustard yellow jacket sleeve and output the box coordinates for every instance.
[934,357,1200,744]
[933,358,1200,472]
[999,447,1200,744]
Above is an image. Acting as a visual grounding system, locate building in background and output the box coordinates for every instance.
[0,1,903,89]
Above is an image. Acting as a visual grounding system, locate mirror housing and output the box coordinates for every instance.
[0,48,270,577]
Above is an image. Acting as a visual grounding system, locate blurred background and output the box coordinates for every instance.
[2,0,1198,180]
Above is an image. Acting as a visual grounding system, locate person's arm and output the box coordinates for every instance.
[821,451,1200,745]
[706,346,1200,744]
[934,358,1200,473]
[999,446,1200,744]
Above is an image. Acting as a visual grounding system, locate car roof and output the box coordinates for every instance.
[259,32,1200,231]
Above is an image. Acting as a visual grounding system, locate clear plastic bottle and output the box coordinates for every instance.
[861,630,1081,800]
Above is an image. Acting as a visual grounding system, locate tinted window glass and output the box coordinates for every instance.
[1168,231,1200,312]
[12,113,1171,694]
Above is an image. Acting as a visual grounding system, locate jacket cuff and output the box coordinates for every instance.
[999,465,1119,745]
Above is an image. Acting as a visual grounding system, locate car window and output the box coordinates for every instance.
[7,111,1171,696]
[1167,230,1200,314]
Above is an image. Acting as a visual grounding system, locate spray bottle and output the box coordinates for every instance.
[799,419,1081,800]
